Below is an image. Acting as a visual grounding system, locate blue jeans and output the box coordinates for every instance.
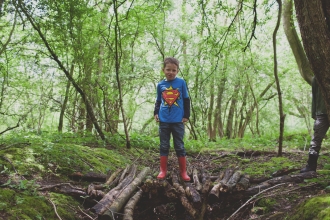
[159,122,186,157]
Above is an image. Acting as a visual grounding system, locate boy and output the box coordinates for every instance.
[154,57,190,181]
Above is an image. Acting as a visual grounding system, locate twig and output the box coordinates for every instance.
[227,183,286,220]
[2,156,18,174]
[39,182,83,191]
[78,206,96,220]
[48,198,63,220]
[252,182,318,203]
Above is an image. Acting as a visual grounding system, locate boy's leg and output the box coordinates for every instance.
[157,123,171,180]
[172,122,186,157]
[159,122,171,156]
[172,123,190,181]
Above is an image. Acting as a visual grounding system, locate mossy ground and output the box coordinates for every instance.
[1,132,330,219]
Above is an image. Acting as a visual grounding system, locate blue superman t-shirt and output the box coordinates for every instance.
[156,77,189,123]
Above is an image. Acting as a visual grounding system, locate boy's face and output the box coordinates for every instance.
[163,63,178,81]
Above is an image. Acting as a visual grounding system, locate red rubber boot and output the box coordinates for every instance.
[178,156,190,181]
[157,156,168,180]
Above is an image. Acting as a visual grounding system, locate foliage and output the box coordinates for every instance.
[0,0,314,145]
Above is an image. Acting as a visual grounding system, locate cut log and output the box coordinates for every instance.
[223,170,243,192]
[235,174,250,191]
[193,168,202,191]
[184,182,202,208]
[91,165,137,215]
[101,167,151,220]
[123,189,143,220]
[119,165,130,183]
[172,172,198,218]
[219,168,235,192]
[201,169,212,194]
[208,170,225,201]
[105,168,123,185]
[140,178,178,200]
[161,180,177,200]
[87,183,105,199]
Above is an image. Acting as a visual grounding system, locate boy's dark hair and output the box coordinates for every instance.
[163,57,179,69]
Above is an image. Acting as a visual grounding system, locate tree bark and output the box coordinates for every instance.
[273,0,285,157]
[58,63,73,132]
[123,189,143,220]
[294,0,330,120]
[112,0,130,149]
[282,0,313,85]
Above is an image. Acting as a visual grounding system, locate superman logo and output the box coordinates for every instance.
[162,86,180,107]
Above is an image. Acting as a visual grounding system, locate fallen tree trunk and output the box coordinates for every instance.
[68,172,107,182]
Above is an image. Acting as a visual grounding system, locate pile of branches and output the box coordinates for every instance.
[37,164,317,220]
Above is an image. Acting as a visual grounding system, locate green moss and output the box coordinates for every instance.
[289,195,330,220]
[0,188,82,220]
[256,198,277,213]
[49,193,82,219]
[243,157,298,176]
[1,141,130,179]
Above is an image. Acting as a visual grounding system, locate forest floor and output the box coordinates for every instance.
[130,150,329,220]
[1,143,330,220]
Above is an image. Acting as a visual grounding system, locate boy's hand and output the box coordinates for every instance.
[182,118,189,122]
[154,115,160,122]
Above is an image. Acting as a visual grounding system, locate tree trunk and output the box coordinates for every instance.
[226,84,239,139]
[208,73,216,141]
[238,81,275,138]
[294,0,330,120]
[273,0,285,157]
[113,0,130,148]
[58,63,73,132]
[282,0,313,85]
[214,74,226,138]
